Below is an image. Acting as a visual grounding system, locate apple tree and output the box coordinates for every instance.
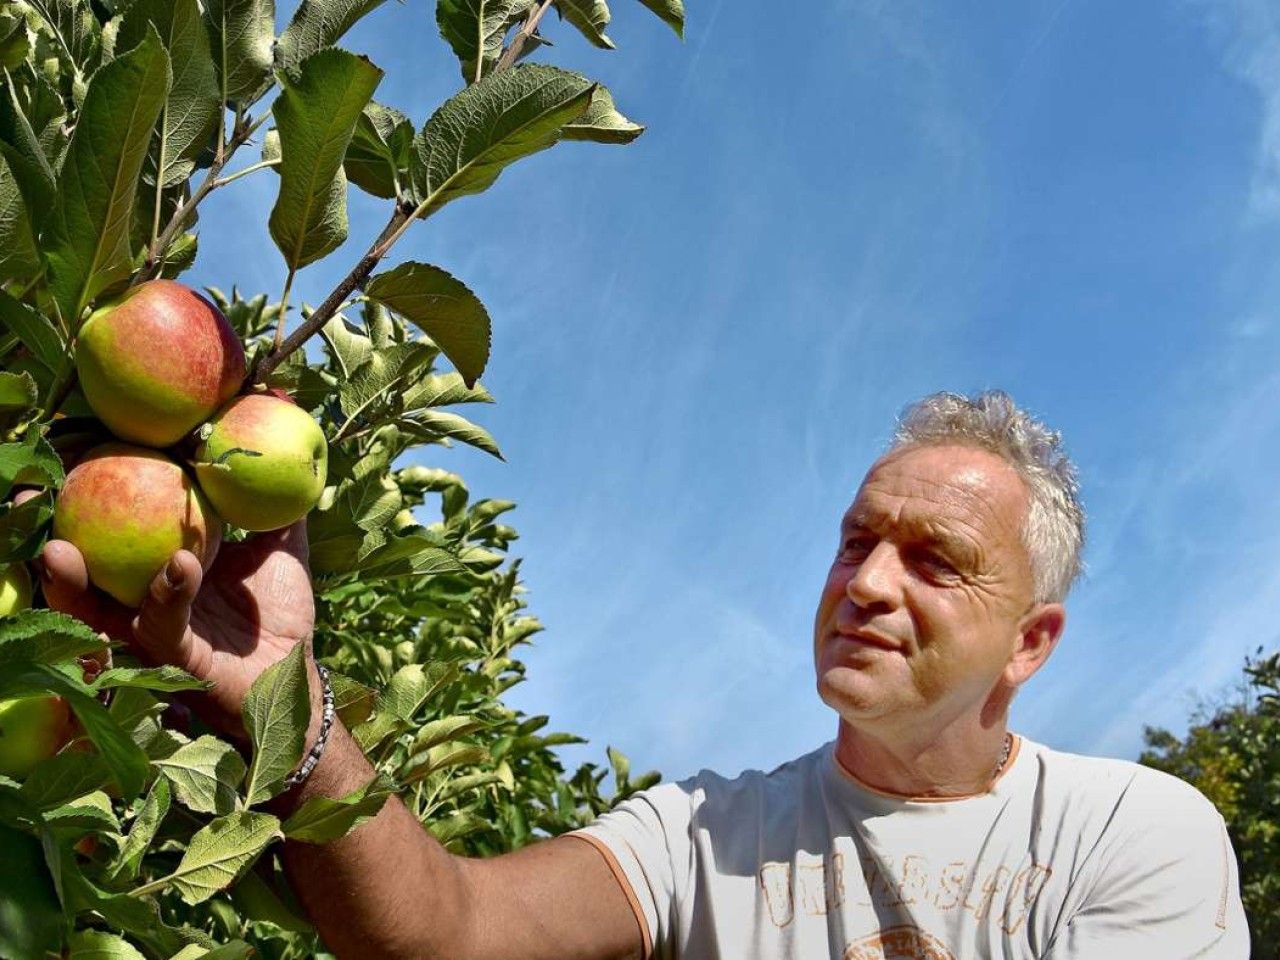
[0,0,678,956]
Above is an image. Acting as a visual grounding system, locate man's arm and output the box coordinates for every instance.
[271,717,646,960]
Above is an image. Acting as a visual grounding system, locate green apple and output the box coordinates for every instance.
[76,280,246,448]
[0,695,72,778]
[193,393,328,531]
[0,563,32,615]
[53,443,223,607]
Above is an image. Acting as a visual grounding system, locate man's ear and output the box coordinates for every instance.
[1005,603,1066,687]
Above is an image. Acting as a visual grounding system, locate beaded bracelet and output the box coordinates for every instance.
[284,663,335,790]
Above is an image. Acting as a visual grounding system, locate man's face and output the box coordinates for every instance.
[813,444,1044,730]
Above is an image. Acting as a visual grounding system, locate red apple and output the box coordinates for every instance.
[193,393,327,531]
[75,280,246,448]
[0,695,72,778]
[53,443,222,607]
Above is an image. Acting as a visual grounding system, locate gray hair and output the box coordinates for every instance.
[887,390,1085,603]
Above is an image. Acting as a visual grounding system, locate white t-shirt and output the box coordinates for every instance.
[572,736,1249,959]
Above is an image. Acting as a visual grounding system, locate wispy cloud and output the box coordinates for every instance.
[1189,0,1280,217]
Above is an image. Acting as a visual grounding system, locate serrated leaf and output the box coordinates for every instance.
[154,735,246,815]
[0,148,41,284]
[269,47,382,270]
[204,0,275,104]
[281,773,392,843]
[90,665,212,693]
[554,0,613,49]
[0,608,104,667]
[399,410,502,458]
[343,100,413,198]
[412,714,488,751]
[19,751,113,809]
[68,929,148,959]
[337,340,434,421]
[107,776,169,883]
[118,0,221,188]
[0,80,58,210]
[562,84,643,144]
[328,671,375,727]
[167,810,280,905]
[241,642,309,806]
[636,0,683,37]
[45,26,170,321]
[276,0,391,76]
[0,369,37,411]
[44,790,118,833]
[365,262,491,387]
[0,289,67,377]
[318,314,371,379]
[410,63,594,219]
[426,808,486,845]
[435,0,535,83]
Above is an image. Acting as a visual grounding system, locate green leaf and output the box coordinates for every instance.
[343,100,413,199]
[269,47,382,270]
[0,609,104,666]
[107,775,169,883]
[0,823,65,960]
[0,149,41,285]
[0,289,67,378]
[276,0,391,76]
[328,671,375,727]
[337,340,434,421]
[166,810,280,905]
[562,84,643,144]
[635,0,683,37]
[154,734,246,815]
[0,14,31,71]
[118,0,221,188]
[68,929,148,959]
[203,0,275,104]
[44,25,170,321]
[365,262,491,387]
[241,642,309,806]
[411,714,488,751]
[20,752,112,810]
[399,410,502,458]
[44,790,119,833]
[0,79,58,210]
[435,0,535,83]
[409,63,594,220]
[90,665,212,693]
[281,773,392,842]
[0,369,37,412]
[318,313,372,379]
[554,0,614,49]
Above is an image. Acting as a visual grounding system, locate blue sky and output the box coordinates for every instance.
[192,0,1280,785]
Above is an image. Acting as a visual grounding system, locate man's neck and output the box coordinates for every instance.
[833,719,1014,799]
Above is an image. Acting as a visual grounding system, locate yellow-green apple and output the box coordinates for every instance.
[0,695,72,778]
[0,563,31,615]
[75,280,246,447]
[193,393,328,531]
[53,443,222,606]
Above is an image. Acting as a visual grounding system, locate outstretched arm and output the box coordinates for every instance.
[39,528,645,960]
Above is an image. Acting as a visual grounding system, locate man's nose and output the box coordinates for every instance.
[844,541,903,610]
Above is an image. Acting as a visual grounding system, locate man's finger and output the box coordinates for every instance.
[38,539,133,638]
[130,550,204,671]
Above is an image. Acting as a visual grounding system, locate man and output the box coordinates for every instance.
[39,390,1248,959]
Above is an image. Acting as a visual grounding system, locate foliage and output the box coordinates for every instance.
[1140,648,1280,958]
[0,0,678,956]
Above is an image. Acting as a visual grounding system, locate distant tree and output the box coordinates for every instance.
[1140,648,1280,959]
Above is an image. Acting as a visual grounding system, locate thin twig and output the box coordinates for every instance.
[494,0,555,73]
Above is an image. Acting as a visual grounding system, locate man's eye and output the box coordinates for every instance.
[914,550,958,578]
[839,537,874,560]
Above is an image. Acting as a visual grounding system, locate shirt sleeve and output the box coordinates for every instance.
[570,781,694,960]
[1043,771,1250,959]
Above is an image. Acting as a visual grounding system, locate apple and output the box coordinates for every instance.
[76,280,246,448]
[53,443,222,607]
[0,563,31,615]
[193,393,328,531]
[0,695,72,778]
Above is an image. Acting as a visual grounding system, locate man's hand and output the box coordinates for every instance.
[38,520,315,739]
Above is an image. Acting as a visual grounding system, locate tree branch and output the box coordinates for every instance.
[494,0,555,73]
[250,206,412,386]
